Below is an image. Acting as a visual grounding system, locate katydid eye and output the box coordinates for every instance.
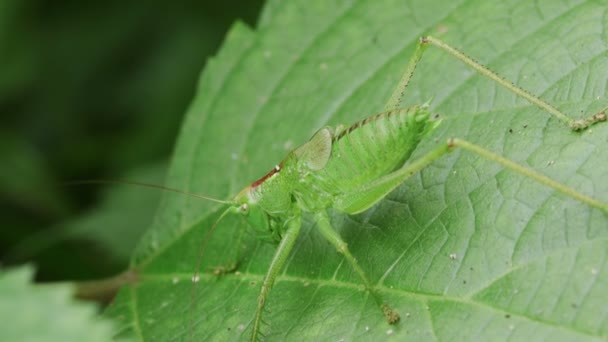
[239,203,249,214]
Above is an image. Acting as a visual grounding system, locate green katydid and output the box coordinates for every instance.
[179,36,607,341]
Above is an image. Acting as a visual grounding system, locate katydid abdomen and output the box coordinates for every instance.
[303,104,439,214]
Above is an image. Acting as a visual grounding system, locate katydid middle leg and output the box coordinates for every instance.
[314,210,400,323]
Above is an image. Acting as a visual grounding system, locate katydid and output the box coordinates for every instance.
[181,36,608,341]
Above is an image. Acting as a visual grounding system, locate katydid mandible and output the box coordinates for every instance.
[188,36,608,340]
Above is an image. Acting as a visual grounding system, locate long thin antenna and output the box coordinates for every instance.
[65,179,233,205]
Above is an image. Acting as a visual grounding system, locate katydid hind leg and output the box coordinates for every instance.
[336,137,608,214]
[424,35,607,130]
[333,143,452,214]
[447,138,608,213]
[314,210,400,323]
[384,39,428,112]
[386,36,606,130]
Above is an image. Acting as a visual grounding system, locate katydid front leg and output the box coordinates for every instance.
[251,212,302,341]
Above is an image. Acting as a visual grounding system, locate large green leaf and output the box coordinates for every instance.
[105,0,608,340]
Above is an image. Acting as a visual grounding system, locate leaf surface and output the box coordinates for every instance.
[106,0,608,340]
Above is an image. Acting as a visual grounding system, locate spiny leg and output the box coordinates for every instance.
[250,213,302,342]
[385,36,607,130]
[313,210,400,324]
[448,138,608,212]
[336,139,608,215]
[383,39,428,112]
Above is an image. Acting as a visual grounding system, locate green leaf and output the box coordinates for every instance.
[0,265,115,342]
[106,0,608,340]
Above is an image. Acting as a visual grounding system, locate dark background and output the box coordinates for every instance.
[1,0,264,282]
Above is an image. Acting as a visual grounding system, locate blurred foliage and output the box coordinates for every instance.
[0,0,264,281]
[0,265,116,342]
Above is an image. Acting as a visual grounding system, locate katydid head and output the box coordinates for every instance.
[231,159,298,242]
[233,184,277,242]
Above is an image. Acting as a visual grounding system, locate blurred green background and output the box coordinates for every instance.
[1,0,264,282]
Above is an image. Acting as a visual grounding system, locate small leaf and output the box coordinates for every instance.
[0,265,116,342]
